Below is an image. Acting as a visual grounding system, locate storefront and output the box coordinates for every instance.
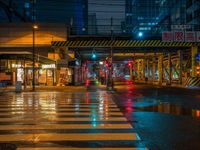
[68,60,87,85]
[57,67,73,86]
[38,64,56,86]
[0,52,56,87]
[0,51,86,87]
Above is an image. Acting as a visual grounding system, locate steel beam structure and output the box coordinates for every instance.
[158,55,163,84]
[191,46,198,77]
[52,39,199,87]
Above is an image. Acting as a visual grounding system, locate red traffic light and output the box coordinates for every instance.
[128,61,132,67]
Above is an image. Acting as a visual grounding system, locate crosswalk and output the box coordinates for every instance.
[0,91,147,150]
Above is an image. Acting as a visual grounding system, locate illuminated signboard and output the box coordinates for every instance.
[42,64,56,69]
[12,64,23,68]
[162,31,200,42]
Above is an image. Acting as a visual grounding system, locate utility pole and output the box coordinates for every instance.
[110,17,114,90]
[32,0,36,91]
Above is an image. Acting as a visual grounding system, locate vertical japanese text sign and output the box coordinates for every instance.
[162,32,173,42]
[174,31,184,42]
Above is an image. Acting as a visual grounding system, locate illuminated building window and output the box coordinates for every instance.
[24,2,30,8]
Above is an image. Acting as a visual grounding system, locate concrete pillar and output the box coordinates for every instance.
[139,60,143,80]
[130,64,133,81]
[147,59,150,81]
[137,61,140,80]
[158,55,163,84]
[55,69,58,86]
[142,59,146,81]
[23,59,26,89]
[129,63,133,81]
[168,53,172,85]
[191,46,198,77]
[152,57,156,82]
[178,50,183,84]
[52,69,55,86]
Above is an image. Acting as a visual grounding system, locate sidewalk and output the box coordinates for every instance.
[115,81,200,89]
[1,83,199,93]
[0,85,86,93]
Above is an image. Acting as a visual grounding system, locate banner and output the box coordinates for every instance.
[162,32,173,42]
[185,32,196,42]
[174,31,185,42]
[162,31,200,42]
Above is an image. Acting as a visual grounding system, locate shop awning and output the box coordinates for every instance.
[0,51,55,64]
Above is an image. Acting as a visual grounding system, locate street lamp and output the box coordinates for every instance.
[110,17,114,90]
[31,0,37,91]
[138,32,143,37]
[32,24,38,91]
[33,25,38,29]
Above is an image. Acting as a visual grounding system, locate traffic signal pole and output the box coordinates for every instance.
[191,46,198,77]
[106,17,114,90]
[110,17,114,90]
[129,63,133,81]
[111,47,114,89]
[32,0,36,91]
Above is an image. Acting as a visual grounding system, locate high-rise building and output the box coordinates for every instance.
[0,0,88,35]
[156,0,187,32]
[124,0,159,38]
[186,0,200,31]
[88,13,97,35]
[156,0,200,32]
[124,0,200,38]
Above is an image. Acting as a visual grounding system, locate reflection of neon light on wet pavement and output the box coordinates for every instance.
[91,109,97,127]
[0,91,147,149]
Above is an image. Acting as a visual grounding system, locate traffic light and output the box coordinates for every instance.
[128,62,132,67]
[128,61,132,67]
[105,58,111,67]
[92,53,96,59]
[92,49,97,59]
[85,80,90,86]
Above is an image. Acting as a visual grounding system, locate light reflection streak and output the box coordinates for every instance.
[75,104,80,112]
[124,98,133,121]
[91,109,97,127]
[85,92,90,104]
[66,98,72,103]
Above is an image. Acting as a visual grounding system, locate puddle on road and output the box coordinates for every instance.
[134,103,200,119]
[121,97,200,119]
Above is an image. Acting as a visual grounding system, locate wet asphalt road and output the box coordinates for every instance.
[113,84,200,150]
[0,86,145,150]
[0,84,199,150]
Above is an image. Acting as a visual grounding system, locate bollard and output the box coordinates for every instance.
[15,81,22,92]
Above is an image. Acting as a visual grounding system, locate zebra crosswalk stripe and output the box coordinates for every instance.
[18,148,148,150]
[0,92,147,149]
